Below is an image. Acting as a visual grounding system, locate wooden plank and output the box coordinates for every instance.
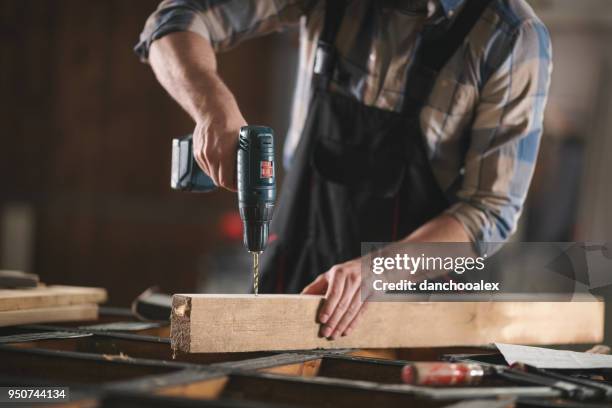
[0,304,99,327]
[171,295,604,353]
[0,285,107,312]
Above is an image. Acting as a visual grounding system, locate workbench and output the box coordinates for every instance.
[0,307,609,407]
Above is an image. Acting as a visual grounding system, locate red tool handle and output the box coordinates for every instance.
[401,362,486,386]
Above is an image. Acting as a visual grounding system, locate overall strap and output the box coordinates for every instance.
[313,0,347,89]
[403,0,494,114]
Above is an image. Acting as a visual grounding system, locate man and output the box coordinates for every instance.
[136,0,551,340]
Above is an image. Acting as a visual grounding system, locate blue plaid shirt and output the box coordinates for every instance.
[136,0,553,255]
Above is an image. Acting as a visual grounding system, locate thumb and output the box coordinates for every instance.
[301,274,328,294]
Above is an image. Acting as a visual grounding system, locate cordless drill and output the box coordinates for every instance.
[171,126,276,294]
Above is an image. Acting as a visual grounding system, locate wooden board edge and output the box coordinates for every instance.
[47,285,108,302]
[0,285,108,312]
[0,303,99,327]
[170,295,192,353]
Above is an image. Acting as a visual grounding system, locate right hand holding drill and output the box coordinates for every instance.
[192,108,246,192]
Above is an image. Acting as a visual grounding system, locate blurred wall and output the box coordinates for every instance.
[0,0,297,305]
[537,3,612,342]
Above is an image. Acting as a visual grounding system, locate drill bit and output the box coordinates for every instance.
[252,252,260,296]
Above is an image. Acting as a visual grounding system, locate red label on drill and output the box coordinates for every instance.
[260,161,274,178]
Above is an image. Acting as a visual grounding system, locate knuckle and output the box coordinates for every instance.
[348,274,360,285]
[347,303,360,314]
[327,288,340,299]
[337,300,350,311]
[321,308,334,319]
[327,315,341,326]
[322,313,335,325]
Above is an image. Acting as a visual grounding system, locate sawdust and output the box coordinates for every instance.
[102,352,129,361]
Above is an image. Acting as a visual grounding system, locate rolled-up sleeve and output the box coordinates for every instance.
[445,19,553,256]
[134,0,311,62]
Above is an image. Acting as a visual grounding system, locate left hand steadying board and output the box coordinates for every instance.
[301,257,370,340]
[300,215,473,339]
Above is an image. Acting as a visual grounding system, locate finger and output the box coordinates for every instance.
[322,273,360,338]
[193,128,212,179]
[194,142,212,180]
[330,289,362,339]
[318,268,346,327]
[218,155,237,192]
[301,274,328,295]
[343,301,369,337]
[203,141,221,187]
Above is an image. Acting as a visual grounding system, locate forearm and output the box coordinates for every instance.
[148,31,244,127]
[402,214,471,243]
[148,31,245,190]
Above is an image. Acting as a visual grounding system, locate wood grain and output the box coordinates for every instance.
[0,303,98,327]
[171,294,604,353]
[0,285,107,312]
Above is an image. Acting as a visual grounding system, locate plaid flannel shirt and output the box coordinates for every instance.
[136,0,553,255]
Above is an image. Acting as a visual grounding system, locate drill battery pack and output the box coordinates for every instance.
[170,134,217,192]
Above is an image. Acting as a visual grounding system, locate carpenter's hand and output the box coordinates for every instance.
[193,112,246,192]
[301,258,369,340]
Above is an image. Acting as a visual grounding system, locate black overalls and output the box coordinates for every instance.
[260,0,492,293]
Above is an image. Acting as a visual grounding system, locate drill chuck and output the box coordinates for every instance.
[242,221,270,253]
[237,126,276,253]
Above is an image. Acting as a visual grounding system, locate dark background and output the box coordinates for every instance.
[1,1,611,339]
[0,0,297,304]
